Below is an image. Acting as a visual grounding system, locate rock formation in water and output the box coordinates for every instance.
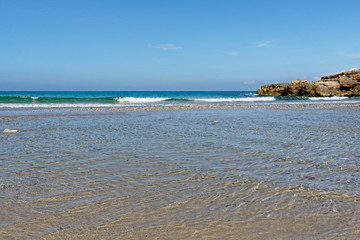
[257,69,360,97]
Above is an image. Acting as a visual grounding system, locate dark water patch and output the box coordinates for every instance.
[164,98,194,102]
[274,96,309,101]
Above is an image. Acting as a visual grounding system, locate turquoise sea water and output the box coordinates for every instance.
[0,91,256,104]
[1,91,359,107]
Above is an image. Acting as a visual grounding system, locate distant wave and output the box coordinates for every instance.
[309,96,349,101]
[0,96,118,103]
[0,93,358,109]
[165,98,194,102]
[0,103,115,108]
[195,97,275,102]
[115,97,169,103]
[0,95,275,104]
[274,96,350,101]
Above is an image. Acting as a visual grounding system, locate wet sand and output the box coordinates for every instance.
[2,174,359,240]
[2,171,359,240]
[1,103,360,239]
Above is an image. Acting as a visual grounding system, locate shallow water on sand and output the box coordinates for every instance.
[1,105,359,239]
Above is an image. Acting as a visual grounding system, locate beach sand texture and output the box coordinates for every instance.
[1,104,359,239]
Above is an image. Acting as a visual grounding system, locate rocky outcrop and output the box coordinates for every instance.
[257,69,360,97]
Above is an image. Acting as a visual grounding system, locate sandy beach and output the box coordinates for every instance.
[1,104,359,239]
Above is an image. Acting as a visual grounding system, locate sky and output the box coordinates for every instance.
[0,0,359,91]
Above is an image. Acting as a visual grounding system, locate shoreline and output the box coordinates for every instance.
[1,103,360,121]
[1,102,360,113]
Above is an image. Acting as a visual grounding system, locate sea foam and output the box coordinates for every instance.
[309,96,348,101]
[0,103,123,108]
[194,97,276,102]
[115,97,169,103]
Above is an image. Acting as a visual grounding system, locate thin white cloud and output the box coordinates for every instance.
[340,68,359,72]
[346,53,360,58]
[150,43,182,50]
[228,52,239,56]
[256,40,273,48]
[336,51,360,59]
[243,80,256,85]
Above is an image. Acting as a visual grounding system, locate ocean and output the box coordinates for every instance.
[0,91,359,108]
[1,91,360,239]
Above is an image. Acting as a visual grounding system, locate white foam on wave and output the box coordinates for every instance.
[309,96,349,101]
[0,103,123,108]
[31,97,39,100]
[195,97,276,102]
[1,96,357,109]
[115,97,169,103]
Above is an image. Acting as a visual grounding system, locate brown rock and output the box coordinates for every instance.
[257,69,360,97]
[338,75,357,88]
[351,85,360,95]
[299,82,316,96]
[315,85,331,97]
[321,69,360,81]
[292,79,307,84]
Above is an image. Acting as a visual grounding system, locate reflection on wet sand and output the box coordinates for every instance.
[2,169,360,240]
[1,105,359,239]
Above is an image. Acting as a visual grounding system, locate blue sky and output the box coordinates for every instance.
[1,0,359,91]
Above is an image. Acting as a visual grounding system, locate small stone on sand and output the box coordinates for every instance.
[209,120,222,125]
[3,129,20,133]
